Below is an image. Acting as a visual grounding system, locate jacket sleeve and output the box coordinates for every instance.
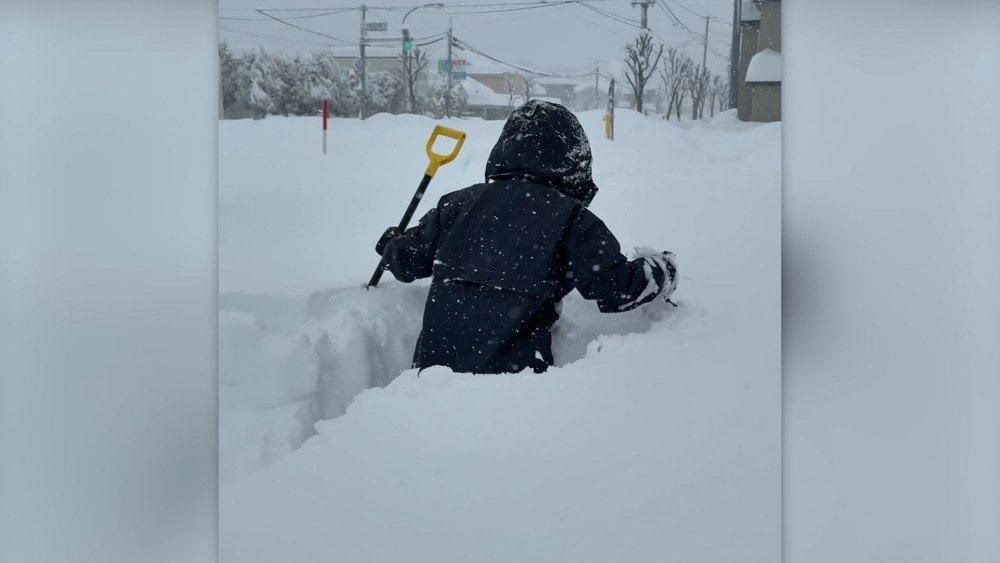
[381,206,441,283]
[567,209,667,312]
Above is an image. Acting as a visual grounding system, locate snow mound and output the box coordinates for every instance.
[221,296,770,563]
[220,111,780,560]
[220,281,685,481]
[746,49,782,83]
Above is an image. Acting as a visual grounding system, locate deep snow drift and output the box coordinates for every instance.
[220,109,780,562]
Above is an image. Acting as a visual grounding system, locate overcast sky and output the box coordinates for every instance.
[219,0,737,78]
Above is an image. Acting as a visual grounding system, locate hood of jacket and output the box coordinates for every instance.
[485,100,599,206]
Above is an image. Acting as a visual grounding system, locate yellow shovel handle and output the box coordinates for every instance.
[424,125,467,177]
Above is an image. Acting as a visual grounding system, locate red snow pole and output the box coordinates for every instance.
[322,98,328,154]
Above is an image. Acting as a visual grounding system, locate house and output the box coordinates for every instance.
[736,0,781,121]
[534,77,579,106]
[454,53,530,118]
[463,77,517,119]
[746,48,781,122]
[331,46,400,75]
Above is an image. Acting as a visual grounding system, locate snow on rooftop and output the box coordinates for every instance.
[463,77,515,107]
[746,49,781,83]
[741,0,761,22]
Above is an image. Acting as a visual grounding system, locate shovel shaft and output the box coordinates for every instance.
[367,126,466,289]
[367,173,433,288]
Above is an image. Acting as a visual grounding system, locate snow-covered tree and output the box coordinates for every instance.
[367,70,405,115]
[237,49,285,118]
[219,42,241,111]
[425,77,467,118]
[312,52,359,117]
[624,32,663,114]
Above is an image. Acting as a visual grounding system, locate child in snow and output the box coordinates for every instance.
[376,100,678,374]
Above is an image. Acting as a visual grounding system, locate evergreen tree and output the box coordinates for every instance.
[424,77,467,118]
[219,41,241,111]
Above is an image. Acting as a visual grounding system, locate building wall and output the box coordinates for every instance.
[468,74,527,97]
[749,83,781,122]
[737,22,760,121]
[333,56,399,74]
[540,83,576,105]
[758,0,781,51]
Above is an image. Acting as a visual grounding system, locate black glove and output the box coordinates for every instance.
[646,251,678,299]
[375,226,402,256]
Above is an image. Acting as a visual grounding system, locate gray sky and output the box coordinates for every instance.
[219,0,736,78]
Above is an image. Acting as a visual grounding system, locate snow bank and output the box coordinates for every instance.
[221,294,774,563]
[220,110,780,561]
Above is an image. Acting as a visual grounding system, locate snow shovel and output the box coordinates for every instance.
[367,125,467,288]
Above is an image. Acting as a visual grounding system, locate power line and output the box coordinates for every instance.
[434,2,580,16]
[655,0,730,62]
[415,36,446,47]
[578,3,641,28]
[255,9,356,45]
[219,9,357,21]
[222,0,615,12]
[554,4,624,35]
[452,36,593,78]
[672,0,705,19]
[218,25,338,47]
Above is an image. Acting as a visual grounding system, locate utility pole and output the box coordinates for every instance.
[729,0,740,108]
[360,3,368,120]
[631,0,654,30]
[702,15,710,69]
[594,66,600,110]
[445,18,453,118]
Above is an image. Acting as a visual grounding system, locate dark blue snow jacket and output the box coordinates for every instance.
[380,101,669,374]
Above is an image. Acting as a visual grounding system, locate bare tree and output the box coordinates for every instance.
[522,74,536,104]
[624,32,663,113]
[397,47,429,113]
[503,72,520,108]
[707,75,722,116]
[717,78,730,113]
[686,65,712,119]
[660,47,692,121]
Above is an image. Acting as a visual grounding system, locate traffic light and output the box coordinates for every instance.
[402,28,412,52]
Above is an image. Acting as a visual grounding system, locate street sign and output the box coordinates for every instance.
[365,22,388,31]
[437,60,452,72]
[451,59,467,67]
[451,71,467,80]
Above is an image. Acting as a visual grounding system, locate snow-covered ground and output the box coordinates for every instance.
[219,109,781,562]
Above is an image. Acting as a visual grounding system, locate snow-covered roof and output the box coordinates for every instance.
[450,50,520,75]
[746,49,781,83]
[463,77,514,107]
[741,0,761,22]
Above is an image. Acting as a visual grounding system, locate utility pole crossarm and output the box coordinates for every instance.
[632,0,653,30]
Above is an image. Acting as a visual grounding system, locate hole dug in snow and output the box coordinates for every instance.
[220,283,674,481]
